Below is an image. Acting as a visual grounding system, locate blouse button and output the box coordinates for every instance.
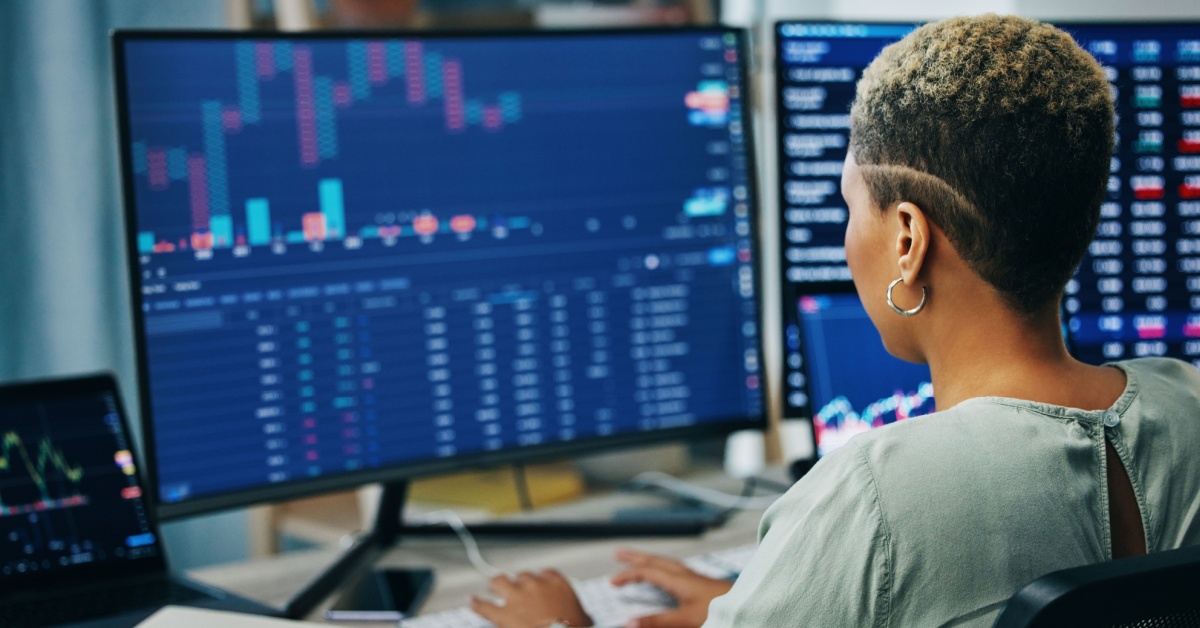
[1103,410,1121,427]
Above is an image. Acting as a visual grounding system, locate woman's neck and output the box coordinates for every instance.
[923,300,1123,412]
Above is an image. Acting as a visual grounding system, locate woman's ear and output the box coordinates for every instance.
[895,201,930,285]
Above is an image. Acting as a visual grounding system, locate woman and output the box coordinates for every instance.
[469,14,1200,627]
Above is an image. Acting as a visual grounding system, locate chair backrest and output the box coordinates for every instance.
[993,544,1200,628]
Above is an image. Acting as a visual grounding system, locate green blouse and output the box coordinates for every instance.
[705,358,1200,627]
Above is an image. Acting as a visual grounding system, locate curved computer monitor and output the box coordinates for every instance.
[114,27,765,520]
[773,21,1200,429]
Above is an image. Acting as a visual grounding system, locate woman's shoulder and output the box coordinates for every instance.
[825,397,1100,514]
[1108,357,1200,431]
[788,358,1200,511]
[844,395,1057,458]
[845,357,1200,454]
[1114,357,1200,400]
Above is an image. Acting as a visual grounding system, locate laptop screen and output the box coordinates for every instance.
[794,293,935,457]
[0,375,166,590]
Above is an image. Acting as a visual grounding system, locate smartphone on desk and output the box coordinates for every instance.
[324,567,436,622]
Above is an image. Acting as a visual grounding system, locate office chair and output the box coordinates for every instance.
[992,544,1200,627]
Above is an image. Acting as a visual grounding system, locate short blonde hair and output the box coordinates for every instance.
[850,15,1114,314]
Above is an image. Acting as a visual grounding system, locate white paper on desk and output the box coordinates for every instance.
[137,605,327,627]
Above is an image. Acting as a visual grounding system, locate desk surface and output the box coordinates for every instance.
[188,471,769,623]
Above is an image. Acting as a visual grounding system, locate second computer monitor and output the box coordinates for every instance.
[776,20,1200,430]
[774,22,917,420]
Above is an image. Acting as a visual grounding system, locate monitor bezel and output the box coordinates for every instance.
[112,26,769,521]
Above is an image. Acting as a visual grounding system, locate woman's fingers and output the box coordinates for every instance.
[615,549,689,572]
[489,573,517,595]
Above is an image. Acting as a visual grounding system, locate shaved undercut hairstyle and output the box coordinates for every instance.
[849,15,1115,314]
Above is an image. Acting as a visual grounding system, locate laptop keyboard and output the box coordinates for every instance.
[0,577,211,627]
[402,543,757,628]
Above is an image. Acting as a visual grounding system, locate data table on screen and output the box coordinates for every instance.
[1060,25,1200,368]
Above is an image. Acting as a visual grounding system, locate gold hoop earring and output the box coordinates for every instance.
[886,277,927,317]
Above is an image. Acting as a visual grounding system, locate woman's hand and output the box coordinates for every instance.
[611,549,734,628]
[469,569,594,628]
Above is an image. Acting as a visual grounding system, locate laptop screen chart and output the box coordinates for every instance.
[0,391,158,577]
[796,294,934,456]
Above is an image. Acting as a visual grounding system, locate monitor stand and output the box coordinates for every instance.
[281,479,724,619]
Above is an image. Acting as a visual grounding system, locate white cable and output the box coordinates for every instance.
[630,471,784,510]
[409,474,779,579]
[411,510,507,579]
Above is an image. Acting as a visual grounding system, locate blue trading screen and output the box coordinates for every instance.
[777,22,1200,420]
[117,31,762,512]
[795,293,933,457]
[773,23,916,418]
[1058,24,1200,368]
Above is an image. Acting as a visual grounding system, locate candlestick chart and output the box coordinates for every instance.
[120,35,733,263]
[126,39,530,255]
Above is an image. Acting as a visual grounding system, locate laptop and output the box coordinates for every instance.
[795,293,936,458]
[0,373,277,627]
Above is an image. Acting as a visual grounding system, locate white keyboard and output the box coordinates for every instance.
[400,543,757,628]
